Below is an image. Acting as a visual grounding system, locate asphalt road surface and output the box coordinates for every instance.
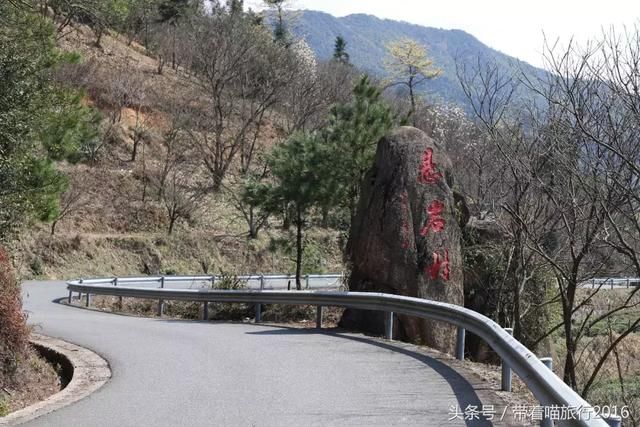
[21,281,509,427]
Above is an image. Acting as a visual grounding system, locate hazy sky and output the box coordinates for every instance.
[245,0,640,67]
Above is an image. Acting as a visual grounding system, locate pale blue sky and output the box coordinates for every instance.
[245,0,640,67]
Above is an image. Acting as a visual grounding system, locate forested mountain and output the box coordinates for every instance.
[289,10,547,107]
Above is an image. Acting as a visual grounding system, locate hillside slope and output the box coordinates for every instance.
[11,23,342,280]
[291,11,547,107]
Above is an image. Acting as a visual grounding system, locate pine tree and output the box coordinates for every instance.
[226,0,243,14]
[0,2,91,239]
[333,35,349,64]
[323,76,397,222]
[264,0,288,45]
[245,132,333,289]
[158,0,189,23]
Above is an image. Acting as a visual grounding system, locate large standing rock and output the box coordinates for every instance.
[340,127,464,354]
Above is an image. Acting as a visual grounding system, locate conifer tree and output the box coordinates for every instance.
[0,2,91,239]
[264,0,288,45]
[245,132,334,289]
[323,76,397,221]
[333,35,349,64]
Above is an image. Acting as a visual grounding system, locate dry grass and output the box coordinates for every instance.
[14,227,343,281]
[11,20,336,284]
[0,247,30,392]
[0,247,60,417]
[0,347,61,416]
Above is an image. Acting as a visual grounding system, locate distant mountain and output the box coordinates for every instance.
[288,10,547,108]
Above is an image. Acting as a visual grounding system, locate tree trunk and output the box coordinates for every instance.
[131,139,139,162]
[51,220,58,236]
[168,216,176,235]
[409,75,416,126]
[171,26,176,70]
[295,207,303,290]
[512,237,523,340]
[248,207,259,239]
[157,55,165,75]
[562,300,578,388]
[95,27,103,48]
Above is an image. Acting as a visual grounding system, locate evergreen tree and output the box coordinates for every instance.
[0,2,91,239]
[264,0,288,45]
[245,132,334,289]
[333,35,349,64]
[158,0,189,23]
[226,0,244,14]
[323,76,397,223]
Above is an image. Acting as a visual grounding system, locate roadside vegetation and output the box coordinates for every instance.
[0,0,639,423]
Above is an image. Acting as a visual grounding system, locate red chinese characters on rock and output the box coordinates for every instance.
[426,249,450,281]
[418,148,443,184]
[415,147,450,282]
[420,200,446,236]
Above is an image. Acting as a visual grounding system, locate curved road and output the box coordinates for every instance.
[21,281,510,426]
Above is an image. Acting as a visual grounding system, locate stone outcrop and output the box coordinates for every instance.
[340,127,464,353]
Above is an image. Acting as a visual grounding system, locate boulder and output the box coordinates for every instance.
[340,127,464,353]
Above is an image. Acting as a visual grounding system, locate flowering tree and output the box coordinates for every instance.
[384,38,441,124]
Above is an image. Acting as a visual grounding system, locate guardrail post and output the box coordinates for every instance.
[456,327,465,361]
[385,312,393,340]
[78,278,83,301]
[255,275,264,323]
[539,357,553,427]
[501,327,513,391]
[85,291,90,307]
[627,278,630,288]
[305,274,310,290]
[68,290,72,304]
[316,305,323,329]
[114,277,123,308]
[157,276,165,317]
[202,301,209,321]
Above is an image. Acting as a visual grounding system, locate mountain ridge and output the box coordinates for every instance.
[288,10,547,108]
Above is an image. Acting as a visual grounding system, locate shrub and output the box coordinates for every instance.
[0,398,9,417]
[29,256,45,277]
[208,272,252,321]
[0,246,30,387]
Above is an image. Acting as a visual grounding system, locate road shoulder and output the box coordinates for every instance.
[0,334,111,426]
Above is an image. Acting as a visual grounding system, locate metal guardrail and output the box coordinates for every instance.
[75,274,344,290]
[66,275,615,427]
[581,277,640,289]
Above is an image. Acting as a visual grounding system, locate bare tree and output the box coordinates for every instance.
[147,113,205,235]
[188,9,294,190]
[458,30,640,405]
[158,166,204,235]
[458,59,544,344]
[50,176,86,235]
[279,58,359,133]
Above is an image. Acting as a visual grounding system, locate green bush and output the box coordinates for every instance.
[29,256,45,277]
[0,398,9,417]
